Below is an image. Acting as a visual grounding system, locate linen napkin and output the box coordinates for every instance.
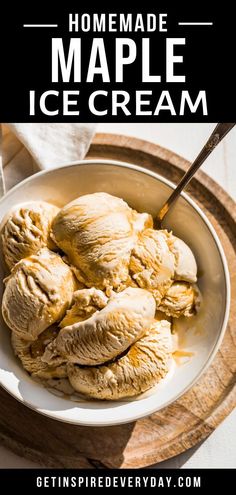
[0,123,96,192]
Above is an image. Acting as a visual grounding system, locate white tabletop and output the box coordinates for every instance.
[0,123,235,468]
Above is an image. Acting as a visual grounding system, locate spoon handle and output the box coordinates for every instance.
[157,123,235,225]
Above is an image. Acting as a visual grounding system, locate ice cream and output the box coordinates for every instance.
[51,192,152,291]
[171,236,197,283]
[11,325,67,379]
[129,229,175,304]
[2,248,76,341]
[1,192,201,401]
[43,287,156,366]
[129,228,198,317]
[158,282,199,318]
[60,288,108,327]
[67,320,172,400]
[1,201,59,270]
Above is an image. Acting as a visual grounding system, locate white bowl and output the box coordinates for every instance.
[0,160,230,426]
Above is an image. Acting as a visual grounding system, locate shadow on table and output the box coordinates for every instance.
[0,386,136,468]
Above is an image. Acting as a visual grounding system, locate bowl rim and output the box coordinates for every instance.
[0,158,231,426]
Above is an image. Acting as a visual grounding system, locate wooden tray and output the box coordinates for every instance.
[0,133,235,468]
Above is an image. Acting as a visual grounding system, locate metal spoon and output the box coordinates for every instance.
[156,123,235,228]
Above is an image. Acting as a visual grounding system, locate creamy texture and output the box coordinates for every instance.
[171,236,197,283]
[60,288,108,327]
[51,192,152,291]
[129,228,198,317]
[1,201,59,270]
[158,282,199,318]
[43,287,156,366]
[129,229,175,304]
[11,325,67,379]
[67,320,172,400]
[1,192,201,401]
[2,248,76,341]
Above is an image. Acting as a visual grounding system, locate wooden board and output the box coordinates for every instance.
[0,133,235,468]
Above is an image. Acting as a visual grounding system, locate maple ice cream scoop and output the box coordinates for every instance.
[1,201,59,270]
[51,192,152,291]
[2,248,76,341]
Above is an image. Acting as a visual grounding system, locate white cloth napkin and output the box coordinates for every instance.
[0,123,96,193]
